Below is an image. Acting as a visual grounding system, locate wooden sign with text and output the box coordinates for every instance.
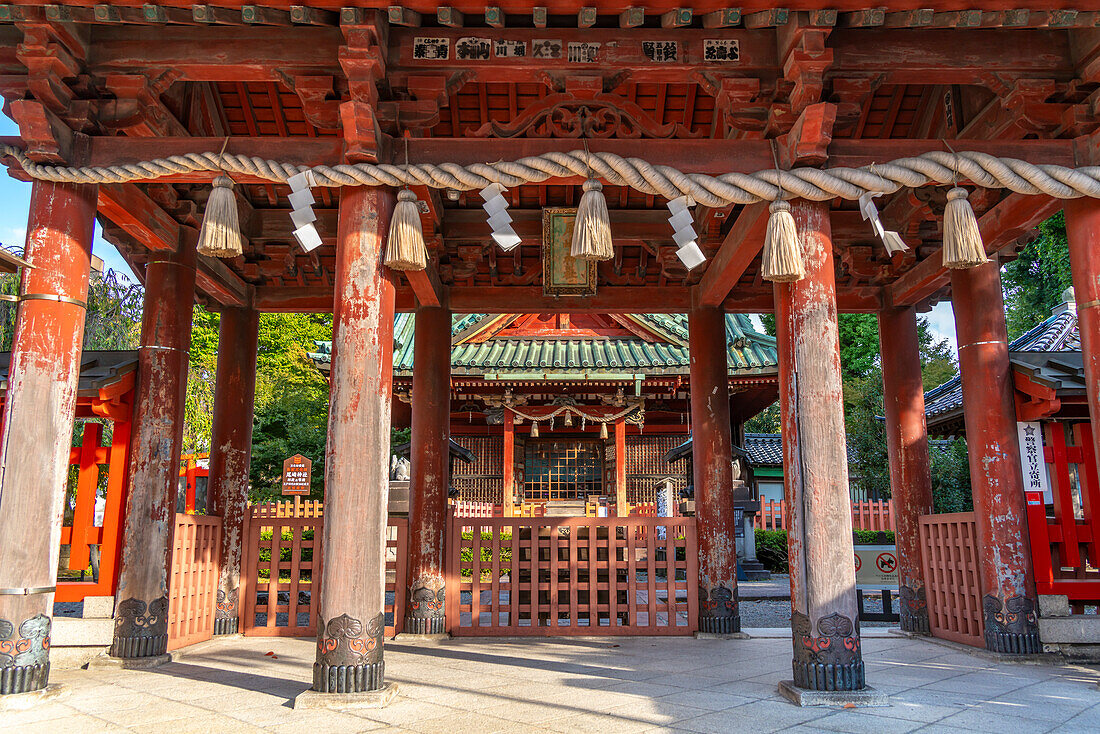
[281,454,312,496]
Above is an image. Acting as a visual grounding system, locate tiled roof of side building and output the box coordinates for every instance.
[309,313,778,377]
[925,291,1079,422]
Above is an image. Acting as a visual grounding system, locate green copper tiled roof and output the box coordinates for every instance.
[309,313,778,377]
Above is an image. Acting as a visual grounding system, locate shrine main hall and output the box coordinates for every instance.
[2,1,1100,716]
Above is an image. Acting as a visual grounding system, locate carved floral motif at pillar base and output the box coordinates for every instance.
[112,596,169,658]
[314,613,385,693]
[214,587,239,636]
[405,581,445,635]
[698,583,740,634]
[983,594,1041,654]
[898,582,930,636]
[0,614,51,695]
[792,611,865,691]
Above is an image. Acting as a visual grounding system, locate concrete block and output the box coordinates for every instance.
[82,596,115,619]
[88,653,171,670]
[778,680,889,707]
[293,682,399,710]
[1038,615,1100,644]
[51,617,114,646]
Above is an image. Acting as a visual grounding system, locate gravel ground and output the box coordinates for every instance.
[740,594,897,628]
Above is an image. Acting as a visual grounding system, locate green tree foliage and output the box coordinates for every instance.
[1001,212,1073,341]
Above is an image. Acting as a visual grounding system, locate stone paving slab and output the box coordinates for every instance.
[3,634,1099,733]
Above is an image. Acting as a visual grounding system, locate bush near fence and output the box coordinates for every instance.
[257,527,316,581]
[754,529,897,574]
[459,530,512,578]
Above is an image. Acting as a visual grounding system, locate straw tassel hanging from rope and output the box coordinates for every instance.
[385,188,428,271]
[761,200,804,282]
[571,178,614,261]
[197,175,244,258]
[941,187,988,269]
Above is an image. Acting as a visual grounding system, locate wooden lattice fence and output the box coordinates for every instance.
[919,512,984,647]
[167,513,222,651]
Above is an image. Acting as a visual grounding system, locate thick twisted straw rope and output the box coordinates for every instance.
[4,144,1100,207]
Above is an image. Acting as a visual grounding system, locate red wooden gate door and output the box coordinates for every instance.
[446,514,699,636]
[167,513,222,650]
[919,512,984,647]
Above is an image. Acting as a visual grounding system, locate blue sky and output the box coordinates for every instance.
[0,113,959,350]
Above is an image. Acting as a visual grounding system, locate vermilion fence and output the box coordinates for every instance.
[919,512,984,647]
[453,500,500,518]
[1024,422,1100,608]
[445,515,699,636]
[240,501,407,637]
[57,420,133,602]
[167,513,222,651]
[755,498,895,532]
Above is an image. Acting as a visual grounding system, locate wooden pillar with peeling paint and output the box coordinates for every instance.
[950,257,1041,654]
[614,417,627,517]
[111,227,197,659]
[688,303,740,634]
[1062,200,1100,490]
[774,200,864,691]
[878,305,933,635]
[0,181,96,694]
[208,306,260,636]
[405,303,451,635]
[313,186,396,693]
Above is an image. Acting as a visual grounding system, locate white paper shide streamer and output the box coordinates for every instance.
[858,192,909,255]
[481,183,521,251]
[288,170,322,253]
[667,196,706,270]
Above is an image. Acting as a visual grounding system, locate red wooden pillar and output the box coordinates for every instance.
[878,306,933,635]
[1062,200,1100,488]
[208,306,260,636]
[314,186,396,693]
[774,200,864,691]
[688,303,740,633]
[614,417,627,516]
[503,410,515,508]
[405,303,451,634]
[112,228,197,659]
[0,181,95,694]
[950,257,1040,653]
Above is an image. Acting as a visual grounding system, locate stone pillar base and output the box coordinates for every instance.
[900,613,930,636]
[0,683,67,708]
[403,616,445,635]
[793,661,866,692]
[699,615,741,635]
[986,629,1042,655]
[294,682,399,710]
[213,617,239,636]
[314,660,385,694]
[90,653,171,670]
[0,662,49,696]
[778,680,888,708]
[111,635,168,659]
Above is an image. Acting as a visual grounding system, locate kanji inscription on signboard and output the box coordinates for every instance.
[282,454,313,496]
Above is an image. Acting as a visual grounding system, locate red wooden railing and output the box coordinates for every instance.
[919,512,984,647]
[1025,422,1100,606]
[240,501,407,637]
[754,498,895,532]
[57,420,132,602]
[445,515,699,636]
[453,500,499,518]
[167,513,222,651]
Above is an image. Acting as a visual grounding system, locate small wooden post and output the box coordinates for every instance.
[950,257,1041,653]
[878,305,934,635]
[0,181,95,694]
[775,200,864,690]
[1062,200,1100,494]
[313,186,396,693]
[688,304,740,633]
[207,306,260,635]
[112,227,198,659]
[614,417,627,517]
[406,303,452,634]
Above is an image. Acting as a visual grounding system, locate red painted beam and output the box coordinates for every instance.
[887,193,1061,307]
[404,263,444,309]
[697,202,769,308]
[98,184,179,252]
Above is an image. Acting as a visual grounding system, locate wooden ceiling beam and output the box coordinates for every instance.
[405,263,445,308]
[97,183,179,252]
[696,202,769,308]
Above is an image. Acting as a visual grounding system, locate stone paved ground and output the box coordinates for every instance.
[4,634,1100,734]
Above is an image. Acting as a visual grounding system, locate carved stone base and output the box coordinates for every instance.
[699,614,741,635]
[111,634,168,659]
[792,611,865,691]
[213,617,239,636]
[793,659,866,691]
[313,660,385,693]
[983,594,1041,655]
[295,681,399,709]
[898,584,930,636]
[778,680,887,708]
[403,615,445,635]
[0,662,48,696]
